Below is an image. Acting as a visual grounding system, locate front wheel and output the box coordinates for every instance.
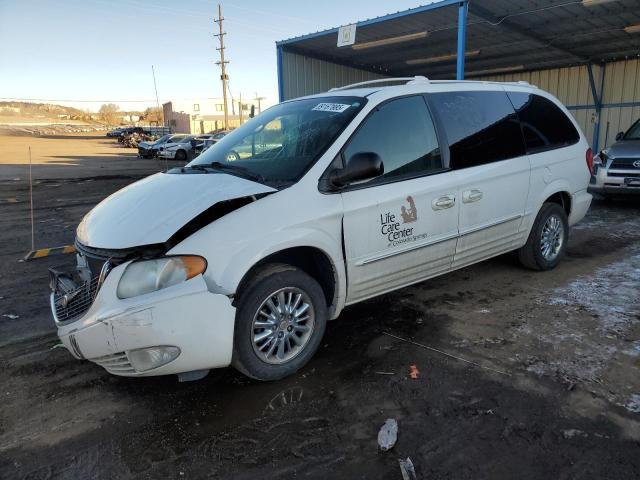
[175,149,187,161]
[518,203,569,271]
[232,264,327,381]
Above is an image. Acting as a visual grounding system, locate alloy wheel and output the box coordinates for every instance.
[540,214,564,261]
[251,287,315,364]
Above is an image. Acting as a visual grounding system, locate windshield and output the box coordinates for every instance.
[623,119,640,140]
[155,134,171,143]
[188,96,366,186]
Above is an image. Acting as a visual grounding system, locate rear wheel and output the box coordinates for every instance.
[518,203,568,271]
[232,264,327,381]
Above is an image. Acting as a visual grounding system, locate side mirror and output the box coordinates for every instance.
[330,152,384,188]
[615,131,625,141]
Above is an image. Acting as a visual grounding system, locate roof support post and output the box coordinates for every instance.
[456,0,469,80]
[587,63,606,153]
[277,45,284,102]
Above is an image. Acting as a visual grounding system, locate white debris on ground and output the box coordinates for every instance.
[626,395,640,413]
[377,418,398,452]
[398,457,417,480]
[515,248,640,413]
[548,250,640,336]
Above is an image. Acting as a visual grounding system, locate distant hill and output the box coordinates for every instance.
[0,101,145,122]
[0,101,89,120]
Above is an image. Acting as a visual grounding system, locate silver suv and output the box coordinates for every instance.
[590,119,640,197]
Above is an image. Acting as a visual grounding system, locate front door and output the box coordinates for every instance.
[339,95,460,304]
[428,90,530,269]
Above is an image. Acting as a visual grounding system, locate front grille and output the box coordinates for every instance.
[610,157,640,169]
[608,172,640,178]
[91,352,136,374]
[53,275,101,322]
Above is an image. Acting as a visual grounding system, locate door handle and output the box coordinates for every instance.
[462,189,483,203]
[432,194,455,210]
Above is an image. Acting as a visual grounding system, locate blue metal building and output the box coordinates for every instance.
[276,0,640,153]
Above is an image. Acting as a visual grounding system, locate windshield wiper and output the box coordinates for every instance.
[207,161,266,184]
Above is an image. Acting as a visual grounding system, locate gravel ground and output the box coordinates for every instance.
[0,134,639,479]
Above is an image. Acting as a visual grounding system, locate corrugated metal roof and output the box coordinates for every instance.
[277,0,640,79]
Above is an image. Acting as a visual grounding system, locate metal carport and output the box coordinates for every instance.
[276,0,640,152]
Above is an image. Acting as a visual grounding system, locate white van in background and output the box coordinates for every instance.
[50,77,592,382]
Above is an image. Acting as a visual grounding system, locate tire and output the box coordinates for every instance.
[232,263,327,381]
[175,149,187,161]
[226,150,241,162]
[518,202,569,271]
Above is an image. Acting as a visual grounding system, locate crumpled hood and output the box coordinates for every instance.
[607,140,640,158]
[77,172,276,249]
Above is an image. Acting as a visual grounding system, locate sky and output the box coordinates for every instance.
[0,0,429,112]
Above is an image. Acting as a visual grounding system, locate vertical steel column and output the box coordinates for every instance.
[277,45,284,103]
[456,0,469,80]
[587,63,606,153]
[595,63,606,152]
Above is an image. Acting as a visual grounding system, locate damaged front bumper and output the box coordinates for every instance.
[51,261,236,377]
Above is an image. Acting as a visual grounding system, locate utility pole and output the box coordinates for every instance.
[239,92,243,124]
[254,93,265,114]
[151,65,163,126]
[214,4,229,130]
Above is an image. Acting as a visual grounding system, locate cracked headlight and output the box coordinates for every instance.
[117,256,207,299]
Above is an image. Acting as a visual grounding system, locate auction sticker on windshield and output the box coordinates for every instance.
[312,103,351,113]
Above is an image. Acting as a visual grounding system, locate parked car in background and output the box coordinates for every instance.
[50,78,592,382]
[106,128,124,137]
[590,118,640,197]
[138,134,187,158]
[117,127,147,143]
[193,131,230,157]
[157,135,200,161]
[193,138,215,157]
[208,130,230,142]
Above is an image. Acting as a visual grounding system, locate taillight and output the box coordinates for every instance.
[586,148,593,174]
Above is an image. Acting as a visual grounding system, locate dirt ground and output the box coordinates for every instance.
[0,132,173,180]
[0,133,639,479]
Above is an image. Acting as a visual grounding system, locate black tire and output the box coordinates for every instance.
[232,263,327,381]
[175,149,187,161]
[518,202,569,271]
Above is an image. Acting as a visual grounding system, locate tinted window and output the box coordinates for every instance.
[507,92,579,152]
[623,119,640,141]
[429,91,525,169]
[343,96,442,183]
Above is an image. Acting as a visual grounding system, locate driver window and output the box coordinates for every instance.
[343,96,442,184]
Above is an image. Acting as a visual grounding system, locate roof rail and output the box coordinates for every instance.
[329,76,430,92]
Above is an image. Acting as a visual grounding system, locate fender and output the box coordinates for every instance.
[219,228,347,318]
[522,178,571,235]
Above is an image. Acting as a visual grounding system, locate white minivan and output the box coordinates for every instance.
[50,77,592,381]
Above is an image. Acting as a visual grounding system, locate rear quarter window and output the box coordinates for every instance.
[428,90,525,169]
[507,92,580,153]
